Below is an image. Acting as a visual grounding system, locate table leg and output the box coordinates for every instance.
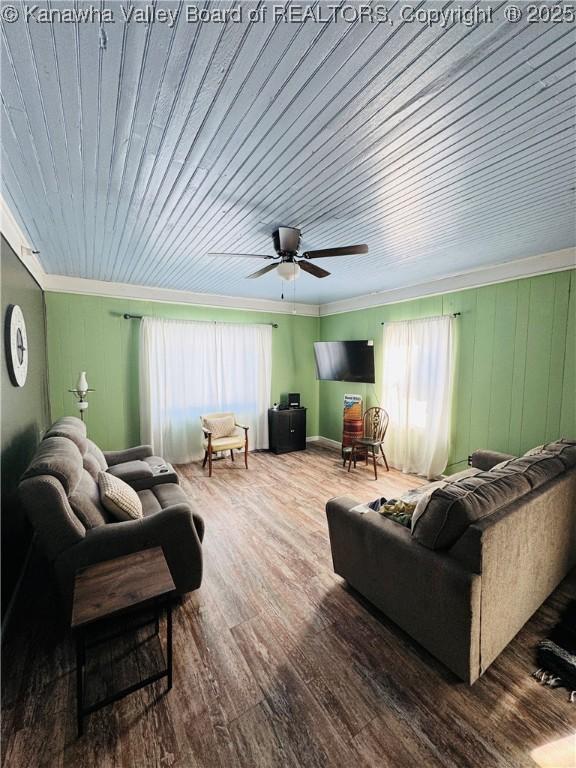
[166,602,173,691]
[76,630,84,737]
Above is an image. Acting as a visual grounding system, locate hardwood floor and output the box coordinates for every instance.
[2,443,575,768]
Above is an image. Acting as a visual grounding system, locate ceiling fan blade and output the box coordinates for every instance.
[207,252,276,259]
[298,260,330,278]
[246,262,279,279]
[302,244,368,259]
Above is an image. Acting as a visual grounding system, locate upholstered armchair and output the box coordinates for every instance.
[200,412,249,477]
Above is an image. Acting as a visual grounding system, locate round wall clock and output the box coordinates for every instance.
[5,304,28,387]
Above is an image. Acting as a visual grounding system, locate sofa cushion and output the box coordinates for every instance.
[107,460,153,483]
[44,424,88,454]
[412,471,531,550]
[69,470,109,529]
[138,489,162,517]
[153,483,189,508]
[491,452,565,490]
[50,416,87,435]
[82,453,102,480]
[98,472,142,521]
[541,439,576,469]
[137,483,189,517]
[22,437,83,495]
[86,439,108,470]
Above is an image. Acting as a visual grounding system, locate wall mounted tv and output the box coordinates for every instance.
[314,340,375,383]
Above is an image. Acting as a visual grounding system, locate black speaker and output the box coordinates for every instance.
[289,392,300,408]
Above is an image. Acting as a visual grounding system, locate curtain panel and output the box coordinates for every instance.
[381,315,454,479]
[140,317,272,463]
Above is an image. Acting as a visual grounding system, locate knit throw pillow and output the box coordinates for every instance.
[204,415,236,439]
[98,471,142,521]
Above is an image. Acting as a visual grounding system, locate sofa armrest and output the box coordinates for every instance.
[325,496,481,683]
[104,445,154,465]
[469,449,516,471]
[54,504,203,612]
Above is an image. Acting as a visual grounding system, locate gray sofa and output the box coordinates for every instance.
[44,416,178,491]
[19,418,204,612]
[326,440,576,684]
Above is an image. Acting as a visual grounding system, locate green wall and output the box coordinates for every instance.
[319,270,575,473]
[45,293,320,450]
[45,269,575,470]
[1,237,50,616]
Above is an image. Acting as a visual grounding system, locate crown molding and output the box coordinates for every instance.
[43,273,321,317]
[0,195,46,288]
[3,189,573,318]
[319,248,576,316]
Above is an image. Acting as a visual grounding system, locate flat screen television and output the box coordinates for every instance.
[314,340,375,383]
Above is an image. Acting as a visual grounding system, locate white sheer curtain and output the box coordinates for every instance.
[140,318,272,463]
[381,315,454,479]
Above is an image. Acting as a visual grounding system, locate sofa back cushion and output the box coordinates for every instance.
[69,469,109,529]
[44,424,88,454]
[540,439,576,469]
[50,416,87,434]
[491,452,565,490]
[412,471,531,550]
[82,452,102,480]
[19,474,86,560]
[22,436,83,495]
[86,438,108,470]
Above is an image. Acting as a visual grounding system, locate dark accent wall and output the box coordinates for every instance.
[1,236,50,619]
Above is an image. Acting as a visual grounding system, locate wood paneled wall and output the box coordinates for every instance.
[319,270,575,472]
[45,293,320,450]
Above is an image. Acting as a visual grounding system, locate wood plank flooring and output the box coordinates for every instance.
[2,443,575,768]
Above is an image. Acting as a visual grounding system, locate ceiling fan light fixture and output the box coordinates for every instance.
[276,261,300,281]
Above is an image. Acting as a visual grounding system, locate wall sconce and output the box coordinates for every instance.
[68,371,95,421]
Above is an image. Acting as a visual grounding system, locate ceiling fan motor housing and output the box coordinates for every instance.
[273,227,301,256]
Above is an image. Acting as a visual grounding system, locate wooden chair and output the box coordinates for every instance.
[200,412,249,478]
[347,407,389,480]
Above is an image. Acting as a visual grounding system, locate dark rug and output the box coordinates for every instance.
[533,600,576,702]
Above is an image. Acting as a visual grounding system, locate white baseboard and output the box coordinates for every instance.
[309,435,342,450]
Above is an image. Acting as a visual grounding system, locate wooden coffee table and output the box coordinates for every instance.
[71,547,176,736]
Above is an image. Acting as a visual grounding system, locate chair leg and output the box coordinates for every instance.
[202,451,208,468]
[380,445,389,471]
[372,447,378,480]
[348,445,356,472]
[244,440,248,469]
[230,450,235,462]
[208,450,212,478]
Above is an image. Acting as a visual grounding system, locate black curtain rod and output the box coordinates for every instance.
[380,312,460,325]
[122,313,278,328]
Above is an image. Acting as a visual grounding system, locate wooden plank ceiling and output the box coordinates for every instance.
[1,1,575,303]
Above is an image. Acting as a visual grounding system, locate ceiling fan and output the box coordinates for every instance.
[207,227,368,280]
